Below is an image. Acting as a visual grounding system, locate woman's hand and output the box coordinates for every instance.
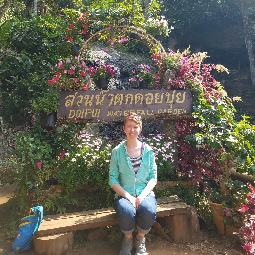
[135,196,144,210]
[128,195,137,209]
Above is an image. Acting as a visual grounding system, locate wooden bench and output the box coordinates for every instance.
[34,196,201,255]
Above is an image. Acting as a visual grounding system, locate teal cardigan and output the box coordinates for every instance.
[109,140,157,198]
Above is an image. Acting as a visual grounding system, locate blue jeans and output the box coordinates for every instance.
[113,195,157,236]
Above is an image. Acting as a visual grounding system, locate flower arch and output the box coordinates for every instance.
[78,25,166,66]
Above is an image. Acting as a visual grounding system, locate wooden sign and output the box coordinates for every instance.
[58,89,193,122]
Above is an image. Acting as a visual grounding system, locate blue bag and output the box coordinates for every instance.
[12,206,43,252]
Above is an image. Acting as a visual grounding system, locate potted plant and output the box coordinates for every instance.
[32,87,60,129]
[129,64,160,89]
[48,55,92,91]
[206,178,248,236]
[86,63,116,89]
[144,16,172,39]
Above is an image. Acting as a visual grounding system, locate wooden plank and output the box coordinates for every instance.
[37,196,191,237]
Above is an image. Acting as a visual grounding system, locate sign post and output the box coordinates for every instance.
[58,89,193,122]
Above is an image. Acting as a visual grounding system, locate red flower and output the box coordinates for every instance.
[73,78,77,82]
[65,36,69,39]
[70,24,74,28]
[83,86,87,91]
[85,12,89,15]
[53,77,58,81]
[69,38,73,42]
[82,30,87,34]
[70,70,74,75]
[48,80,53,84]
[80,71,85,76]
[67,29,71,33]
[59,66,64,69]
[56,72,61,76]
[84,24,88,28]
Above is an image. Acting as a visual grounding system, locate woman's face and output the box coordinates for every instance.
[123,119,142,140]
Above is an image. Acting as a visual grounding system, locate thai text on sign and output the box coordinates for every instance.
[58,89,193,122]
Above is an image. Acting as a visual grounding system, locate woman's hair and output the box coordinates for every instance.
[124,113,142,128]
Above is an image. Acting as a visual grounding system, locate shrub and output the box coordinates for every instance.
[238,184,255,254]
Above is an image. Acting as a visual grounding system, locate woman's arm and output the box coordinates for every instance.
[112,183,136,209]
[136,179,157,209]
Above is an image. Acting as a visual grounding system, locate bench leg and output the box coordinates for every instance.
[34,232,74,255]
[164,209,201,244]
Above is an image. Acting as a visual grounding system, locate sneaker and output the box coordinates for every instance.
[119,237,134,255]
[134,236,147,255]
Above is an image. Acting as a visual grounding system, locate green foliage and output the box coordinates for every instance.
[0,14,65,125]
[32,87,60,114]
[44,195,78,214]
[56,129,114,194]
[11,125,57,190]
[144,16,171,37]
[155,183,197,207]
[0,198,20,240]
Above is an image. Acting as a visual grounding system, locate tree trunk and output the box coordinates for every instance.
[143,0,149,19]
[33,0,37,15]
[0,0,11,20]
[238,1,255,88]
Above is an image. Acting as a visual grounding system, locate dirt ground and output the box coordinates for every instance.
[0,185,246,255]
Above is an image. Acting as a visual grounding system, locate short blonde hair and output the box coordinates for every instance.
[124,113,142,128]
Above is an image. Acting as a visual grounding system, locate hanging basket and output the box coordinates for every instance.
[154,34,164,41]
[96,78,109,90]
[139,80,150,89]
[41,112,57,130]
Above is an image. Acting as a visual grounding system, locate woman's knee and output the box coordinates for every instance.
[114,197,136,217]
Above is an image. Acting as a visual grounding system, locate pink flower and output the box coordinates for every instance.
[83,86,87,91]
[36,162,42,168]
[73,78,77,82]
[139,77,143,81]
[103,48,106,51]
[226,208,231,216]
[70,70,74,75]
[111,42,115,45]
[108,26,111,29]
[66,59,71,63]
[238,205,248,212]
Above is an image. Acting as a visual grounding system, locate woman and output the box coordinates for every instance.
[109,113,157,255]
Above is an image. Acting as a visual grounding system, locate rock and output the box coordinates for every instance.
[34,232,74,255]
